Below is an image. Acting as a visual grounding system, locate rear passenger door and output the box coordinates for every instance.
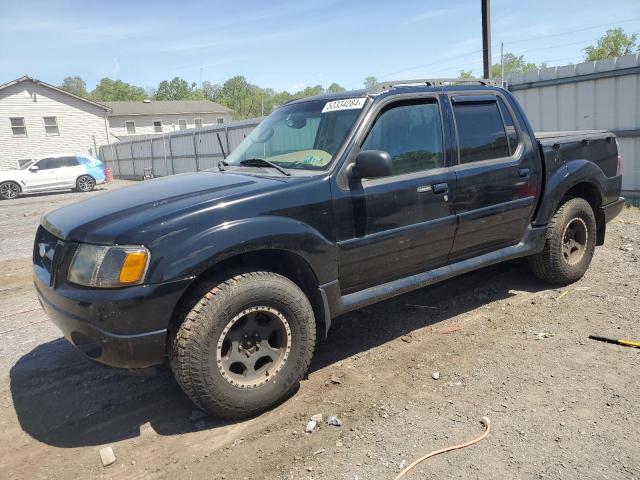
[448,93,541,261]
[56,156,83,187]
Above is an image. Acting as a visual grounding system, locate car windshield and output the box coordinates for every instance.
[225,98,366,171]
[20,160,35,169]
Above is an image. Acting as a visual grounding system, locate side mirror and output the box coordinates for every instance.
[352,150,393,179]
[29,165,39,172]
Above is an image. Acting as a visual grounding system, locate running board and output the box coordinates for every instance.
[320,225,547,322]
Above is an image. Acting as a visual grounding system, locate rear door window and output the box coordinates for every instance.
[453,100,510,163]
[496,97,518,155]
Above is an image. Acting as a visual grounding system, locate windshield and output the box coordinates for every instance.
[225,98,365,171]
[20,160,35,169]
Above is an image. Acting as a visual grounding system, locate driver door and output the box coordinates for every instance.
[334,97,458,293]
[25,157,60,190]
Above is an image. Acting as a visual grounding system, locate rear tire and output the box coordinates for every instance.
[76,175,95,192]
[529,197,596,284]
[170,271,316,419]
[0,181,21,200]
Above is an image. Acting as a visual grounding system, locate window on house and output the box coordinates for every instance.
[361,99,444,176]
[153,120,163,133]
[217,117,224,124]
[453,99,510,163]
[125,121,136,135]
[178,119,187,130]
[194,118,203,128]
[10,117,26,136]
[43,116,59,135]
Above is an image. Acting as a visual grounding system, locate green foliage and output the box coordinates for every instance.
[91,78,147,101]
[491,53,543,78]
[59,76,88,98]
[583,28,639,61]
[458,70,474,79]
[61,76,353,120]
[363,76,378,89]
[326,82,346,93]
[155,77,196,100]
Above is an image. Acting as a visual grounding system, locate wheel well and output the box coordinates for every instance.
[561,182,605,245]
[1,180,21,191]
[168,249,327,340]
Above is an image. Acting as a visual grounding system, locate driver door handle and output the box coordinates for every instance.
[432,182,449,194]
[518,168,530,178]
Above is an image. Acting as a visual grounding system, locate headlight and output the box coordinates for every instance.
[68,244,150,288]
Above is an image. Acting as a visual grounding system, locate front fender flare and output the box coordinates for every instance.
[148,216,336,285]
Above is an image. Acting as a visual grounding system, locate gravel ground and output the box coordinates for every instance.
[0,182,638,479]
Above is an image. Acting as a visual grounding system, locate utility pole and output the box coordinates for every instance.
[481,0,491,79]
[500,41,504,87]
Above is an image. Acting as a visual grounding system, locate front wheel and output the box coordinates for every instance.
[170,271,316,419]
[0,181,21,200]
[529,197,597,284]
[76,175,95,192]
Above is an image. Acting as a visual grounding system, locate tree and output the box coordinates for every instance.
[59,76,88,98]
[458,69,474,79]
[91,78,147,101]
[363,76,378,89]
[491,53,542,79]
[155,77,195,100]
[326,82,346,93]
[583,28,639,61]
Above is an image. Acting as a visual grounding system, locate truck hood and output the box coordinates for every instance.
[42,171,288,243]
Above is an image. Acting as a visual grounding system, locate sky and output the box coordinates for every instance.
[1,0,640,93]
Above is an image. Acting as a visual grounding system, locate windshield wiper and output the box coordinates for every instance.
[239,158,291,176]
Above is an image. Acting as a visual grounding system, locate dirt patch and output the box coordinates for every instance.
[0,189,638,479]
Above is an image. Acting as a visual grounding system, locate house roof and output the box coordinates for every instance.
[104,100,233,116]
[0,76,111,111]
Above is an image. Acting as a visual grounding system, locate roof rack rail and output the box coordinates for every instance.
[371,78,499,92]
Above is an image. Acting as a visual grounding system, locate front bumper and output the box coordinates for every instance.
[34,265,192,369]
[601,197,625,223]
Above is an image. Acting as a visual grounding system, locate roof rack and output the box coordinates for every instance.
[371,78,499,92]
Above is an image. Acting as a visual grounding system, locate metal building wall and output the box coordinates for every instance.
[509,53,640,193]
[100,118,261,180]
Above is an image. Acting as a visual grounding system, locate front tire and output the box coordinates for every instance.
[170,271,316,419]
[76,175,95,192]
[0,181,21,200]
[529,197,597,284]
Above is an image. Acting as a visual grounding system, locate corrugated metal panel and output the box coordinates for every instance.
[100,118,262,179]
[510,53,640,191]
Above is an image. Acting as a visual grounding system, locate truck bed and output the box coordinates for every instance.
[536,129,619,178]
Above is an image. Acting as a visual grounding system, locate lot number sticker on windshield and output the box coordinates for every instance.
[322,97,367,113]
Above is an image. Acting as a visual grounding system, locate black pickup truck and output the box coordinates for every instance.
[34,79,624,418]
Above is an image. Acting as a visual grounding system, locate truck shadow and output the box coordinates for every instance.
[10,259,548,448]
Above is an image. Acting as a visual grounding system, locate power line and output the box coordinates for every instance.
[346,16,640,88]
[504,16,640,45]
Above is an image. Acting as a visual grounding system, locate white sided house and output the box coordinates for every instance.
[105,100,233,139]
[0,76,111,169]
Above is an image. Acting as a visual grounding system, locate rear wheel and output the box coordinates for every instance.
[170,271,316,419]
[0,181,20,200]
[76,175,95,192]
[529,197,596,284]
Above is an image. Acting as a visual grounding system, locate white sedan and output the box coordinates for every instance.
[0,153,106,200]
